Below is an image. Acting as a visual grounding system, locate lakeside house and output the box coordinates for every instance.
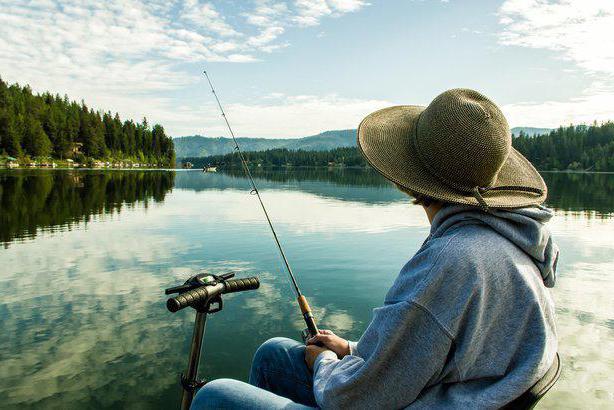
[2,156,19,168]
[40,162,57,168]
[1,156,159,169]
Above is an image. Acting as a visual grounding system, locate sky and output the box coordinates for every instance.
[1,0,613,138]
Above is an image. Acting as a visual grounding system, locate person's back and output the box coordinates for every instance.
[354,204,558,408]
[191,88,559,409]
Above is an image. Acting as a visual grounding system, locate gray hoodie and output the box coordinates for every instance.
[313,205,559,409]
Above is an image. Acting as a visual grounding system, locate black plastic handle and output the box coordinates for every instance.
[166,276,260,313]
[224,277,260,294]
[167,285,213,313]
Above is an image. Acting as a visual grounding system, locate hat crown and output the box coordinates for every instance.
[415,88,511,190]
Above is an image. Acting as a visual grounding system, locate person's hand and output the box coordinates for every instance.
[304,344,329,371]
[307,329,351,359]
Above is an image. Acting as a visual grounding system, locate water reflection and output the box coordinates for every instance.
[179,168,614,215]
[175,168,406,204]
[0,170,175,246]
[541,172,614,217]
[0,169,612,409]
[2,169,612,248]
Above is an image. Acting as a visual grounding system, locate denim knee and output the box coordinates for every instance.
[253,337,295,365]
[191,378,241,409]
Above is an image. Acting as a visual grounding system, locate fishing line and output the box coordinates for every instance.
[203,70,301,298]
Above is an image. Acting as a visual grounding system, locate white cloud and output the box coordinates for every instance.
[0,0,369,136]
[192,93,394,137]
[292,0,368,26]
[180,0,241,37]
[85,91,392,138]
[247,26,286,48]
[178,188,428,233]
[242,0,368,46]
[245,1,290,28]
[499,0,614,75]
[498,0,614,126]
[503,92,614,128]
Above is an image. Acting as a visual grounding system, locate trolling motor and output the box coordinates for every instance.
[165,272,260,410]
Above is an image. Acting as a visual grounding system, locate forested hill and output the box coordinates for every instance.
[174,129,355,158]
[174,127,547,158]
[186,122,614,172]
[0,78,175,166]
[185,147,366,169]
[511,127,552,137]
[513,122,614,171]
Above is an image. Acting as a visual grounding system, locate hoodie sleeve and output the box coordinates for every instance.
[312,300,454,409]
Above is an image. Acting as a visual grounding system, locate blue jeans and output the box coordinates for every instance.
[190,337,318,409]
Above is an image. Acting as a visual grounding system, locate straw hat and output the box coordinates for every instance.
[357,88,546,209]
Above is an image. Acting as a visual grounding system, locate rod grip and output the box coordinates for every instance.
[298,295,320,337]
[298,295,312,315]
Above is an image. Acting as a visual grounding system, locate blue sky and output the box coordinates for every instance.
[1,0,613,137]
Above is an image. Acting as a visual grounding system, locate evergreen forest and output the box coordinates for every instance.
[186,122,614,172]
[0,77,175,167]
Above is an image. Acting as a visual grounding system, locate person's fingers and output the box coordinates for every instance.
[320,329,333,335]
[307,334,323,344]
[307,333,331,345]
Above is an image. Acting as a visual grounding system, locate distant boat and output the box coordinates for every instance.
[203,166,217,172]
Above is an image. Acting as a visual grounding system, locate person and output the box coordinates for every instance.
[190,88,559,409]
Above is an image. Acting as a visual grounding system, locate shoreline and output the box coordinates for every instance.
[3,166,614,175]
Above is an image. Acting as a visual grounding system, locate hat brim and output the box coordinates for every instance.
[357,105,547,208]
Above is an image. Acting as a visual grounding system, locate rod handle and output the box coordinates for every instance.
[298,295,320,338]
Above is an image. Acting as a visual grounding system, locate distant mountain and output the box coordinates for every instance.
[174,130,356,158]
[511,127,551,137]
[174,127,551,158]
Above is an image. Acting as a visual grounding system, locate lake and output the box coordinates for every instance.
[0,168,613,409]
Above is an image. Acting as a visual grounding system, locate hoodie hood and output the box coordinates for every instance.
[430,204,559,287]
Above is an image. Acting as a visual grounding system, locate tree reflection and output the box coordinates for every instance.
[196,168,614,216]
[1,169,612,250]
[0,170,175,246]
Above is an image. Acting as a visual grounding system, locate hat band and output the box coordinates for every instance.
[412,112,544,210]
[472,185,544,211]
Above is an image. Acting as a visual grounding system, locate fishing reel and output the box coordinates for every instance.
[301,329,314,343]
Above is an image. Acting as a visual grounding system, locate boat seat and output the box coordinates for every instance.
[501,353,561,409]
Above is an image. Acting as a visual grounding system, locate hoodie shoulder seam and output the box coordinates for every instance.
[411,229,465,298]
[403,300,465,381]
[404,300,455,341]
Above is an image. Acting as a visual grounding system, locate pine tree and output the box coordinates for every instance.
[0,78,176,165]
[0,110,22,156]
[23,117,52,157]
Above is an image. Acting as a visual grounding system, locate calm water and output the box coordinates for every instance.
[0,169,613,409]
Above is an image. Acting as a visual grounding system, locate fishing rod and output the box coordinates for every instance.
[203,70,320,341]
